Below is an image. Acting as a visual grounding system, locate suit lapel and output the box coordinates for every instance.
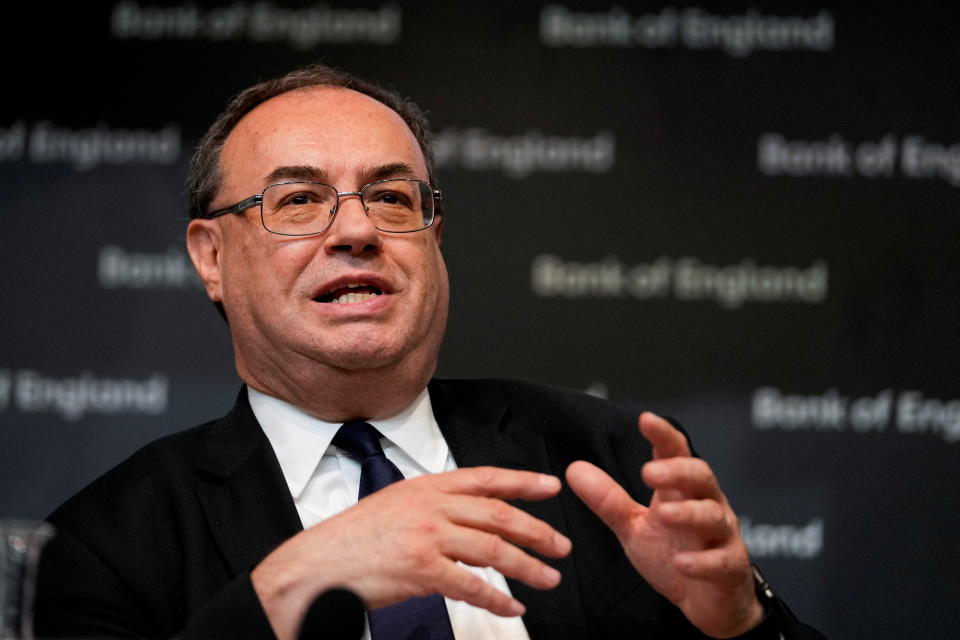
[191,382,595,635]
[429,379,589,638]
[194,388,304,577]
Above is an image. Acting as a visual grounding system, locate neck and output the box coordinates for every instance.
[236,350,437,423]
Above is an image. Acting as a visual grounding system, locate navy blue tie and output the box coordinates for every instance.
[332,421,456,640]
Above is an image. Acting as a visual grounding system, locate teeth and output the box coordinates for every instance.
[331,292,379,304]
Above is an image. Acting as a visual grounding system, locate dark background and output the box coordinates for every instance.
[2,2,958,638]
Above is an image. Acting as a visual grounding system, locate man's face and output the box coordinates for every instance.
[189,87,448,381]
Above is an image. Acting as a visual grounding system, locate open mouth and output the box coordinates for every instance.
[314,283,384,305]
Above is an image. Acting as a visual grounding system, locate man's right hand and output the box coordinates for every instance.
[251,466,571,640]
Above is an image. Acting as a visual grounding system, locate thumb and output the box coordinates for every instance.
[566,461,644,540]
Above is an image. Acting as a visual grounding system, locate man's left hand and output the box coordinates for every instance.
[565,412,763,639]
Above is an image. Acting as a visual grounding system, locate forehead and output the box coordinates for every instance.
[220,86,427,188]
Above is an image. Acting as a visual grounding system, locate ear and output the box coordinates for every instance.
[186,218,224,302]
[433,215,445,245]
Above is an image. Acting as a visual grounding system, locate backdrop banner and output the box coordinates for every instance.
[2,3,958,638]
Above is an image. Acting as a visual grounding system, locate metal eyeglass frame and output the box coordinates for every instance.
[201,178,444,236]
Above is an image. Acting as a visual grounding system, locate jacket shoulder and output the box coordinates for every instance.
[47,416,224,528]
[430,376,640,429]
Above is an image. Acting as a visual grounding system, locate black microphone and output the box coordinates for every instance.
[297,588,365,640]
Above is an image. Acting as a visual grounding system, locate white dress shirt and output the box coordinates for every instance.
[249,386,531,640]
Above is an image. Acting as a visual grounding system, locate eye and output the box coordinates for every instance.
[368,188,413,208]
[281,191,323,207]
[378,192,401,205]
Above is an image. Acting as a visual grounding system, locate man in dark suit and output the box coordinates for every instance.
[37,65,823,640]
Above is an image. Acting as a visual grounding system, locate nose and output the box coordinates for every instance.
[322,194,383,256]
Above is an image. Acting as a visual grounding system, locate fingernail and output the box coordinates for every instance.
[553,532,572,554]
[539,475,560,490]
[542,565,561,585]
[509,599,526,616]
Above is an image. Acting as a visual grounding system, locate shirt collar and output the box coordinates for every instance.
[371,387,448,477]
[248,385,446,499]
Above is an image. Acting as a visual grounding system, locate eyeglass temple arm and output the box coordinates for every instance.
[203,194,263,219]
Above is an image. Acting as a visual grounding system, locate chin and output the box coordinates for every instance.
[313,336,409,372]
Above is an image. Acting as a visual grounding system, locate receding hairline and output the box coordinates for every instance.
[226,84,422,146]
[213,86,430,203]
[186,63,436,220]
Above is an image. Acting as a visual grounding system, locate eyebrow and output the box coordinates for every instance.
[361,162,419,183]
[263,165,327,184]
[262,163,420,188]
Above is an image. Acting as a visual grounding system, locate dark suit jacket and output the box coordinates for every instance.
[36,379,822,639]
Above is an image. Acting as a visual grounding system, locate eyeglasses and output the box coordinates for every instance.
[202,179,443,236]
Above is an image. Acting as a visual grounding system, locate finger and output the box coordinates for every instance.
[642,457,723,501]
[429,557,527,617]
[655,499,733,542]
[639,412,691,460]
[441,526,562,591]
[436,467,562,501]
[443,496,572,558]
[673,546,752,584]
[565,460,644,539]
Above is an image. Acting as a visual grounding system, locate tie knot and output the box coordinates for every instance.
[332,421,385,461]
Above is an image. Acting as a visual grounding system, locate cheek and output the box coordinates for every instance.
[220,235,294,308]
[243,238,316,288]
[426,252,450,315]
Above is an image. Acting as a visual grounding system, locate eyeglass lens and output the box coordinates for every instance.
[261,180,434,235]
